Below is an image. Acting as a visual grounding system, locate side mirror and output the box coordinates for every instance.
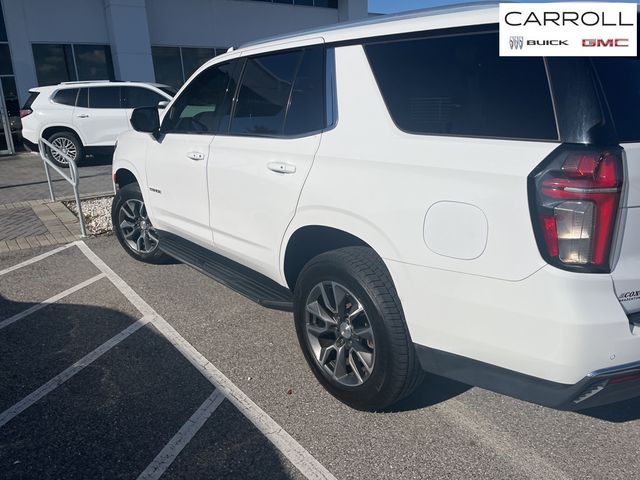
[131,106,160,134]
[157,100,169,109]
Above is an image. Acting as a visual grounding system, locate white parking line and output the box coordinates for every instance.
[137,389,226,480]
[74,241,337,480]
[0,316,149,429]
[0,243,75,277]
[0,273,106,330]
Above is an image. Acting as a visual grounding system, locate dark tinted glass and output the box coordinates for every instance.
[0,4,7,42]
[0,44,12,75]
[163,62,235,133]
[89,87,121,108]
[74,45,114,81]
[284,46,325,136]
[182,47,216,79]
[152,47,183,88]
[365,32,558,140]
[2,76,19,117]
[52,88,78,106]
[76,88,88,108]
[32,44,76,85]
[122,87,165,108]
[231,51,301,136]
[23,92,40,110]
[593,58,640,143]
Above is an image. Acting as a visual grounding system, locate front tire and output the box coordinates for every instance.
[294,247,423,411]
[46,131,84,168]
[112,183,169,264]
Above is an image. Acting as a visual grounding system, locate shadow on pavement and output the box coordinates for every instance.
[0,295,297,480]
[389,373,472,412]
[578,396,640,423]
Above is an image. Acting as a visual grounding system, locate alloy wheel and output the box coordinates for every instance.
[304,281,376,387]
[50,137,77,164]
[118,199,159,254]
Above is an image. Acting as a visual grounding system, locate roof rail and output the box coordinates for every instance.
[59,80,111,85]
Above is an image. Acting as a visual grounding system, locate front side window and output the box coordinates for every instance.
[88,87,121,109]
[364,31,558,140]
[162,62,235,134]
[230,50,302,136]
[52,88,78,106]
[122,87,165,109]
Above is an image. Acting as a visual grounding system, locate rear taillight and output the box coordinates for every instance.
[529,145,624,273]
[19,109,32,118]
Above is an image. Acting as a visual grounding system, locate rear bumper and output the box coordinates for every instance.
[416,344,640,410]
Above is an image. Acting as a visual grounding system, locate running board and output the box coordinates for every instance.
[158,231,293,312]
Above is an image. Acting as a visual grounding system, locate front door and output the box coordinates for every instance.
[145,60,238,246]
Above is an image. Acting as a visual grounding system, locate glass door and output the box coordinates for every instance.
[0,80,14,155]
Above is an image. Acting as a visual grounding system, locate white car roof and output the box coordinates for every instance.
[31,81,173,93]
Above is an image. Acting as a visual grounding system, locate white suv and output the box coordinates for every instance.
[111,5,640,411]
[21,81,175,167]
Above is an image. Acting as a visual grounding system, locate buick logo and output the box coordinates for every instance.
[510,36,524,50]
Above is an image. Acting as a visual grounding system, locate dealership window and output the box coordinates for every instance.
[32,44,115,86]
[152,46,227,88]
[244,0,338,7]
[0,1,19,149]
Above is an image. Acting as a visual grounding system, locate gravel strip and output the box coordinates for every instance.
[64,196,114,235]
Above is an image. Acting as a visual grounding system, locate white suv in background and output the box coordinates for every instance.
[21,81,175,167]
[111,4,640,411]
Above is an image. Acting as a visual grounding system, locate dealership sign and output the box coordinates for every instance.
[499,2,637,56]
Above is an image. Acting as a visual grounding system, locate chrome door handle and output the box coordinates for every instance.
[187,151,205,161]
[267,162,296,174]
[76,114,89,118]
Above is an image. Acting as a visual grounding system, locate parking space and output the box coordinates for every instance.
[2,237,640,479]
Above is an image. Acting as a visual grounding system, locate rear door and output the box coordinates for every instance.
[75,86,127,145]
[208,43,326,277]
[593,58,640,315]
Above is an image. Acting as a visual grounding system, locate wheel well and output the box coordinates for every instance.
[42,126,82,143]
[284,226,370,290]
[114,169,138,189]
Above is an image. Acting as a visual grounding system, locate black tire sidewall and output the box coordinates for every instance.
[294,256,399,410]
[47,132,84,168]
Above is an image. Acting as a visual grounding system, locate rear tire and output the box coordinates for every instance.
[112,183,170,264]
[294,246,423,411]
[46,131,84,168]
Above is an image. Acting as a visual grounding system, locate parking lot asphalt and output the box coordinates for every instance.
[1,235,640,480]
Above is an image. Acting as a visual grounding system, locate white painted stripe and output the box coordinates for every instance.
[0,317,149,429]
[0,274,106,330]
[75,241,337,480]
[137,389,226,480]
[0,243,75,277]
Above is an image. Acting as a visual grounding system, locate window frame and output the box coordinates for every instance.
[220,44,330,140]
[361,26,561,143]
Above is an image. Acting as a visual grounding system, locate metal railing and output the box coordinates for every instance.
[38,137,88,238]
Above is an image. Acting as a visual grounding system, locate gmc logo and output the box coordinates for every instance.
[582,38,629,47]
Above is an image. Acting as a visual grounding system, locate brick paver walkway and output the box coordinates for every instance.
[0,151,115,251]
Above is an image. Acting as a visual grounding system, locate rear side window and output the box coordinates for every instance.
[122,87,165,108]
[231,50,302,136]
[364,32,558,140]
[52,88,78,106]
[284,46,325,136]
[77,88,88,108]
[23,92,40,110]
[89,87,121,108]
[593,58,640,143]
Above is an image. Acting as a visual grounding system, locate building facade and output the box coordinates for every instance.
[0,0,368,116]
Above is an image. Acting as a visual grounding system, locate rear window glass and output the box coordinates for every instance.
[364,32,558,140]
[593,58,640,143]
[52,88,78,106]
[23,92,40,110]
